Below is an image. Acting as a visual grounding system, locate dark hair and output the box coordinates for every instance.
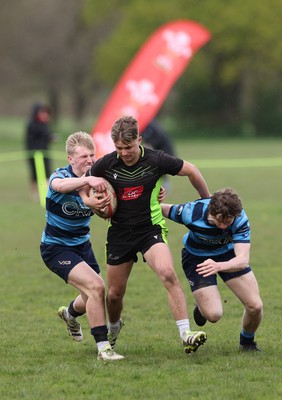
[208,188,243,220]
[111,115,139,144]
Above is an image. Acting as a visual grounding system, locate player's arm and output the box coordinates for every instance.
[52,175,107,194]
[161,203,172,217]
[177,161,211,199]
[196,243,251,277]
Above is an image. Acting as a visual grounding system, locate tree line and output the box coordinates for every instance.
[0,0,281,136]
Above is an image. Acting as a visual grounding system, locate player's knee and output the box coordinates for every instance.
[88,279,105,298]
[107,286,125,303]
[206,310,222,323]
[159,268,179,287]
[246,298,263,317]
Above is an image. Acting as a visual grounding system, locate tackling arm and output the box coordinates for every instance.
[51,176,107,194]
[178,161,211,199]
[196,243,251,277]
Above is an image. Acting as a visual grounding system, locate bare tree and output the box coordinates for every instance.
[0,0,115,120]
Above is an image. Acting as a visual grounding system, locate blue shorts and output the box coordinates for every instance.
[181,248,252,292]
[40,240,100,283]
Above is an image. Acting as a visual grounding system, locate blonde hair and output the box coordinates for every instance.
[66,131,95,156]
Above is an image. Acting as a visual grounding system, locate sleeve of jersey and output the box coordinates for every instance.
[159,152,183,175]
[168,203,192,225]
[232,211,251,243]
[49,169,68,183]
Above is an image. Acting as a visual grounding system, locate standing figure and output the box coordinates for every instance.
[141,119,176,191]
[25,103,53,201]
[81,115,211,355]
[40,131,124,361]
[161,188,263,351]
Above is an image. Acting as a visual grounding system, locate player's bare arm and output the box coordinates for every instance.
[161,203,172,218]
[177,161,211,199]
[196,243,251,277]
[51,176,107,194]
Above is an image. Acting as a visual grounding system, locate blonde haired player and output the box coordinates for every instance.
[40,131,124,361]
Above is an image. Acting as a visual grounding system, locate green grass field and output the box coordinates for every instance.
[0,120,281,400]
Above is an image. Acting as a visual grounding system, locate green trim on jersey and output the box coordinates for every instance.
[150,177,165,226]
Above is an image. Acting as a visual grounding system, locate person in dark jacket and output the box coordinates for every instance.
[25,103,53,201]
[141,120,176,191]
[141,119,175,156]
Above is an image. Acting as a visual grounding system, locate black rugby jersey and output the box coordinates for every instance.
[87,146,183,227]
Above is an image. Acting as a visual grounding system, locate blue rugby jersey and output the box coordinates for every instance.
[168,198,250,257]
[41,165,93,246]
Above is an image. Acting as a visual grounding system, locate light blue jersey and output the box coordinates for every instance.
[41,165,93,246]
[168,198,250,257]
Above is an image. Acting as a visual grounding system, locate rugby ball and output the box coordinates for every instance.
[90,180,117,219]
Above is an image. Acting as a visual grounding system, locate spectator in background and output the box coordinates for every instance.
[141,119,176,191]
[25,103,53,201]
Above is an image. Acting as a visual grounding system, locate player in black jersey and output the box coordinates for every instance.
[82,115,211,355]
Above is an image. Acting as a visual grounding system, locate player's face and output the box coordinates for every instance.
[68,145,95,176]
[115,137,142,166]
[208,214,235,229]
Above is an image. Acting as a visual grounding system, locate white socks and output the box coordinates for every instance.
[108,320,121,334]
[176,319,191,338]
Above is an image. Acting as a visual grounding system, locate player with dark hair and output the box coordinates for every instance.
[161,188,263,351]
[81,115,211,356]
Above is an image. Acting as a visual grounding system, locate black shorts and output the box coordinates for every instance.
[106,223,168,265]
[40,241,100,283]
[181,248,252,292]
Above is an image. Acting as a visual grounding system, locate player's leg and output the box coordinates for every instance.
[67,262,106,326]
[68,262,124,360]
[106,261,133,322]
[144,242,207,353]
[225,271,263,350]
[106,261,133,349]
[145,242,188,318]
[193,286,223,325]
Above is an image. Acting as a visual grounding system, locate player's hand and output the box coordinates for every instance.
[88,192,110,212]
[196,258,219,277]
[88,177,108,192]
[158,186,166,203]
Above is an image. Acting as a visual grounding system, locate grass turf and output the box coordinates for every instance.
[0,123,281,399]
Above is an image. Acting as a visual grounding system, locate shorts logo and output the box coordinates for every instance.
[58,260,71,265]
[118,186,144,200]
[188,279,194,287]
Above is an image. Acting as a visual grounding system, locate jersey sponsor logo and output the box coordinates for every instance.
[118,186,144,200]
[62,202,92,217]
[198,235,233,245]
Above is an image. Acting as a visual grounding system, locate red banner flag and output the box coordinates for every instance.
[91,20,211,159]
